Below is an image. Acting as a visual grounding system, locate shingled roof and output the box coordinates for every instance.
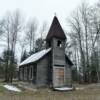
[46,16,66,41]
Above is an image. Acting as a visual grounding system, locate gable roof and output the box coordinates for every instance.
[19,48,73,67]
[19,48,51,66]
[46,16,66,41]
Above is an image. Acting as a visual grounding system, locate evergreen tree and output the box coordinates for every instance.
[35,38,45,52]
[21,50,28,62]
[2,49,17,82]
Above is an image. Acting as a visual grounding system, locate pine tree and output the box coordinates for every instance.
[21,50,28,62]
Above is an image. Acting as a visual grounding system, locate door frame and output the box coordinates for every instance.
[53,66,65,87]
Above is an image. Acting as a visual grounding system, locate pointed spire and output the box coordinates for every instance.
[46,16,66,41]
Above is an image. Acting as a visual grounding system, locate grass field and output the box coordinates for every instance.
[0,82,100,100]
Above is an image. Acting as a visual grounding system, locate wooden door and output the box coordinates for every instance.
[53,67,64,87]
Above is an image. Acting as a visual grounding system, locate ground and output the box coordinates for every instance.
[0,81,100,100]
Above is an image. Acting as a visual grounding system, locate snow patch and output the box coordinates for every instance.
[76,87,84,90]
[54,87,73,91]
[4,85,21,92]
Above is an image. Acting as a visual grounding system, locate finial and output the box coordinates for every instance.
[54,12,57,16]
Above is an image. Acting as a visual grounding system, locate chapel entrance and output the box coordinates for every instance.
[53,67,65,87]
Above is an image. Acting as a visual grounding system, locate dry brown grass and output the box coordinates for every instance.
[0,83,100,100]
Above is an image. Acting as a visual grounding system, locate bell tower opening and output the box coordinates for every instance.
[57,40,62,47]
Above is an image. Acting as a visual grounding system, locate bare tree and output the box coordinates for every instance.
[25,18,38,53]
[68,2,91,82]
[10,10,23,55]
[68,1,100,83]
[1,12,12,82]
[90,2,100,82]
[40,21,48,39]
[35,21,48,51]
[0,10,23,82]
[19,37,28,61]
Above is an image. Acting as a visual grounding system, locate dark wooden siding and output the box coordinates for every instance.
[36,55,49,87]
[52,38,65,66]
[65,63,72,86]
[52,38,72,87]
[19,63,37,84]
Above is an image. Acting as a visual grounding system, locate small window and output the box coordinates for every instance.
[24,67,27,80]
[57,40,62,47]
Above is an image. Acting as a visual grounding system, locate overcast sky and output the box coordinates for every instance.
[0,0,98,61]
[0,0,98,27]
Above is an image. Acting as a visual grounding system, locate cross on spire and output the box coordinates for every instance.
[54,12,57,16]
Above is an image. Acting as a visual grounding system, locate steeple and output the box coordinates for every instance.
[46,16,66,41]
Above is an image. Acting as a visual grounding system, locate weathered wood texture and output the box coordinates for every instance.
[51,38,72,87]
[19,64,37,84]
[65,64,72,86]
[36,55,49,87]
[52,38,65,66]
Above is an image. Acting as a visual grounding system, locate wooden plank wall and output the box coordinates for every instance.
[36,55,49,87]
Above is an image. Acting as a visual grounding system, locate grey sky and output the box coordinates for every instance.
[0,0,98,61]
[0,0,98,27]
